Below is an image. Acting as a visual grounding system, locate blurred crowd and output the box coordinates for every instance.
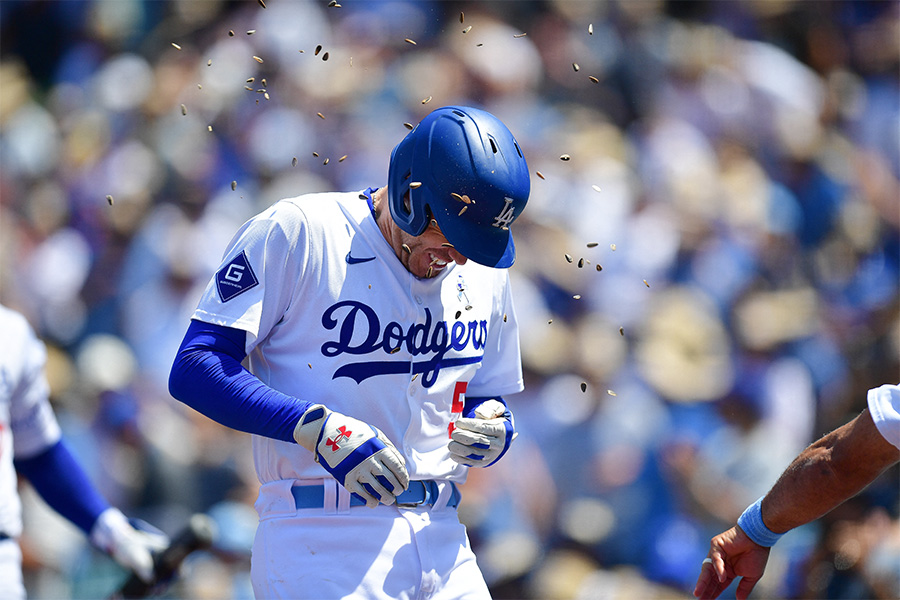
[1,1,898,598]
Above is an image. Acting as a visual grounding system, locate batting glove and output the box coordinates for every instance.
[449,399,517,467]
[89,507,169,583]
[294,404,410,508]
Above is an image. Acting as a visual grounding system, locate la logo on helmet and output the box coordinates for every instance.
[492,198,516,229]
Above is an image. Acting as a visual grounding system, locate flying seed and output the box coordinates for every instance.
[465,305,472,310]
[610,244,616,250]
[565,254,573,263]
[368,284,371,289]
[308,363,312,368]
[476,43,483,47]
[462,26,472,34]
[359,193,367,200]
[643,279,650,287]
[172,43,182,50]
[460,12,464,23]
[328,0,339,6]
[339,155,348,162]
[197,83,202,89]
[412,373,419,382]
[441,242,454,248]
[244,86,253,91]
[426,266,433,277]
[548,319,553,324]
[596,264,603,271]
[589,23,594,35]
[312,152,319,157]
[422,96,432,104]
[581,382,587,392]
[106,195,114,205]
[322,52,329,61]
[458,206,468,216]
[503,313,507,322]
[589,76,599,84]
[292,157,298,167]
[261,78,267,87]
[258,0,266,8]
[181,104,187,115]
[573,63,580,72]
[587,242,599,248]
[403,122,414,130]
[573,294,582,300]
[207,59,212,66]
[592,185,601,192]
[317,112,325,119]
[208,125,212,131]
[253,55,264,63]
[513,33,527,38]
[323,158,329,165]
[560,154,571,161]
[455,311,461,319]
[405,38,417,45]
[402,244,411,254]
[231,180,237,191]
[619,327,624,336]
[391,346,401,354]
[409,182,422,189]
[607,390,617,397]
[578,258,584,268]
[315,45,322,56]
[247,30,256,35]
[228,30,235,37]
[536,171,545,179]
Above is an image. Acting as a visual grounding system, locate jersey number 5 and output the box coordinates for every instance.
[448,381,467,438]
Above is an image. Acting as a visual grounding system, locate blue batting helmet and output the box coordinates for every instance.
[387,106,530,268]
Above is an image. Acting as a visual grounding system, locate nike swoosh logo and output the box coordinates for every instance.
[345,252,376,265]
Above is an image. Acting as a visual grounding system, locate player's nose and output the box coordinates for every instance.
[448,247,468,265]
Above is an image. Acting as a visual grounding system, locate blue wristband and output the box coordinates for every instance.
[737,496,784,547]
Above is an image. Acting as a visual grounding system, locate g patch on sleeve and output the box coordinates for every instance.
[216,250,259,302]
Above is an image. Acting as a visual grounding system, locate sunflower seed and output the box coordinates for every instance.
[328,0,339,6]
[181,104,187,115]
[402,244,411,254]
[426,266,433,277]
[247,30,256,35]
[458,205,468,216]
[312,152,319,157]
[258,0,266,8]
[405,38,416,45]
[572,63,580,72]
[462,25,472,33]
[207,59,212,66]
[589,76,599,83]
[560,154,571,161]
[317,112,325,119]
[610,244,616,250]
[548,319,553,324]
[577,258,584,268]
[292,157,298,167]
[587,242,599,248]
[451,192,464,202]
[244,86,253,91]
[261,78,267,87]
[339,155,348,162]
[315,45,322,56]
[231,181,237,191]
[228,30,235,37]
[455,310,461,319]
[322,52,329,61]
[441,242,454,248]
[536,170,545,179]
[581,382,587,392]
[588,23,594,35]
[565,254,573,263]
[172,43,182,50]
[503,313,507,322]
[465,305,472,310]
[412,373,419,382]
[208,125,212,131]
[643,279,650,287]
[460,12,464,23]
[422,96,432,104]
[403,122,414,130]
[253,55,264,63]
[592,184,601,192]
[323,158,329,165]
[513,33,527,38]
[619,326,624,336]
[573,294,582,300]
[391,346,401,354]
[596,264,603,271]
[607,390,617,397]
[106,195,114,205]
[409,182,422,189]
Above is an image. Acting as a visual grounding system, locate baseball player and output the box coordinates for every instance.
[168,105,529,599]
[0,303,168,599]
[694,383,900,600]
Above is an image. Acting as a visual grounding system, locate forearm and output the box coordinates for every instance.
[761,409,900,534]
[169,320,311,443]
[14,439,110,534]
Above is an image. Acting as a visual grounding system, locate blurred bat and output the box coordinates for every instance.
[110,513,217,599]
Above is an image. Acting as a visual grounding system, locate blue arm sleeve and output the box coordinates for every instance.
[14,439,110,534]
[168,319,312,443]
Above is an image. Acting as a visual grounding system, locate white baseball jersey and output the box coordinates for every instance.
[868,383,900,450]
[0,305,63,538]
[192,190,523,484]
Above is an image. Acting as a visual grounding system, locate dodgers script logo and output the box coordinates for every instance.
[321,301,486,387]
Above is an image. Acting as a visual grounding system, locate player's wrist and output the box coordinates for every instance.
[737,496,784,547]
[293,404,331,453]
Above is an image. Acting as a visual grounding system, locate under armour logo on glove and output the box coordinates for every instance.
[294,404,409,507]
[327,426,352,451]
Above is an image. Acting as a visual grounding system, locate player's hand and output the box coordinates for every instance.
[294,404,410,508]
[449,399,516,467]
[90,507,169,583]
[693,525,771,600]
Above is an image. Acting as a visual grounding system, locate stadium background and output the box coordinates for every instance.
[0,1,897,598]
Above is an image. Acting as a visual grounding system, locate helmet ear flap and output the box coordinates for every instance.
[388,136,429,236]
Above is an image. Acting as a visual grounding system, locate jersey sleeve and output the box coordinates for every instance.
[466,270,524,398]
[192,201,309,352]
[867,384,900,450]
[9,315,62,460]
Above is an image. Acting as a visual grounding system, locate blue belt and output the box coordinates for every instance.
[292,480,460,509]
[0,533,9,541]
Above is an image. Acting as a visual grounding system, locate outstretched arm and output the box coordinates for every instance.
[695,407,900,600]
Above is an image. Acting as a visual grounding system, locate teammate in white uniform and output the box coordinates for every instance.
[0,304,167,599]
[694,383,900,600]
[169,106,530,599]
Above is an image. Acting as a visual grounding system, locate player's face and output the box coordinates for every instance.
[398,218,468,279]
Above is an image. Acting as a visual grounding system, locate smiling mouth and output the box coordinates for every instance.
[428,252,449,271]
